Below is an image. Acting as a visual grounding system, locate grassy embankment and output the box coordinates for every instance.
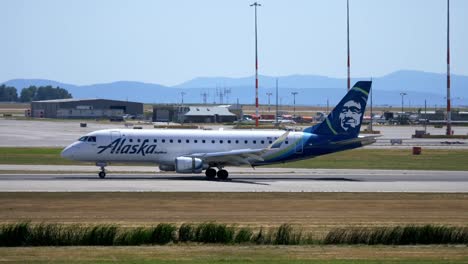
[1,222,467,263]
[1,222,467,246]
[0,147,467,171]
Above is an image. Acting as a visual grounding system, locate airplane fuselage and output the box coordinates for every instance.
[61,81,374,179]
[62,128,371,168]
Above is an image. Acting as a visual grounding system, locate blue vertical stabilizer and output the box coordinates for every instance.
[304,81,372,139]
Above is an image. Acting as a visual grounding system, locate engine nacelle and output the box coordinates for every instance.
[175,157,203,173]
[159,164,175,171]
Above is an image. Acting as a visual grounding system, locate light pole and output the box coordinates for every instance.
[291,92,298,117]
[250,2,261,127]
[446,0,451,135]
[400,92,407,124]
[266,92,272,112]
[275,79,279,126]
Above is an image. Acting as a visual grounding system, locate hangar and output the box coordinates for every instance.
[30,98,143,119]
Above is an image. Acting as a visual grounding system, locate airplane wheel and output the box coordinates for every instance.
[205,168,216,179]
[217,169,229,180]
[98,171,106,179]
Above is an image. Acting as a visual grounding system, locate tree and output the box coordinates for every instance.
[20,85,72,102]
[0,85,18,102]
[20,86,37,102]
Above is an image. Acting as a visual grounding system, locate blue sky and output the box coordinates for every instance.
[1,0,467,86]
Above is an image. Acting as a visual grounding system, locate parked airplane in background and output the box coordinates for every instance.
[61,81,375,179]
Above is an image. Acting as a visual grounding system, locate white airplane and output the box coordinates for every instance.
[61,81,376,179]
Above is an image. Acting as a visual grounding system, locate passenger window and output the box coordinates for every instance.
[253,140,256,144]
[235,140,239,144]
[130,139,133,143]
[285,141,289,144]
[211,140,215,144]
[178,139,181,143]
[194,140,198,143]
[162,139,166,143]
[261,140,264,144]
[220,140,223,144]
[228,140,231,144]
[202,140,206,143]
[154,139,157,143]
[137,139,141,143]
[170,139,173,143]
[244,140,248,144]
[186,139,190,143]
[269,141,273,144]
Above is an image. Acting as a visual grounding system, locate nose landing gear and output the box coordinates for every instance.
[96,162,107,179]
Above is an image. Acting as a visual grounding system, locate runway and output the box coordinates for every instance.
[0,168,467,192]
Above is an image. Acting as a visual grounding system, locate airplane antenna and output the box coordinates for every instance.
[250,2,261,127]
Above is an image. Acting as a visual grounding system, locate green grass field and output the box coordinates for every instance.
[0,147,467,171]
[0,245,467,264]
[271,148,468,171]
[0,148,86,165]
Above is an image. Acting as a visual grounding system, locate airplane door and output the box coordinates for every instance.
[294,134,303,154]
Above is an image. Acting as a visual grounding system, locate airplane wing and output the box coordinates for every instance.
[184,131,289,166]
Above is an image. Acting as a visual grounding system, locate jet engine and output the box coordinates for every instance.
[174,157,203,173]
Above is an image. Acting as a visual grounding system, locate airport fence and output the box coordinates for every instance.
[0,222,466,246]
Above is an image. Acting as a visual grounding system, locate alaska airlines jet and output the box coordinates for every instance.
[61,81,376,179]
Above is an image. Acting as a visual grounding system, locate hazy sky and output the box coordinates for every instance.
[2,0,467,86]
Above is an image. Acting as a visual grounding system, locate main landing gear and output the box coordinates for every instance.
[205,167,229,180]
[96,162,107,179]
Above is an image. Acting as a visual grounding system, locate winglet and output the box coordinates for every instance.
[268,131,289,149]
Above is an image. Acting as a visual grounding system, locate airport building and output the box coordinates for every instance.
[153,105,240,123]
[30,98,143,119]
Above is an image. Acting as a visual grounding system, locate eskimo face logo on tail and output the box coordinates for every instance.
[339,100,362,131]
[97,138,163,156]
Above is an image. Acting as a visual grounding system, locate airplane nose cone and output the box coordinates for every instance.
[61,145,74,159]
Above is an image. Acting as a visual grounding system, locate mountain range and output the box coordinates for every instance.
[3,70,467,107]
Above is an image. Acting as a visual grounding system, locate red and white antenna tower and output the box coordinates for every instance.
[250,2,261,127]
[347,0,351,91]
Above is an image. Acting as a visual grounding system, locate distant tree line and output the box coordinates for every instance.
[0,85,72,102]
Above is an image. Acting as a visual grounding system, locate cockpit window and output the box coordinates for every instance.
[78,136,96,142]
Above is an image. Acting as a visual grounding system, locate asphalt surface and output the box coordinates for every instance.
[1,119,467,148]
[1,167,466,192]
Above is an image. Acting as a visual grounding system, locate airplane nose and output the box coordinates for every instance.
[61,145,74,159]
